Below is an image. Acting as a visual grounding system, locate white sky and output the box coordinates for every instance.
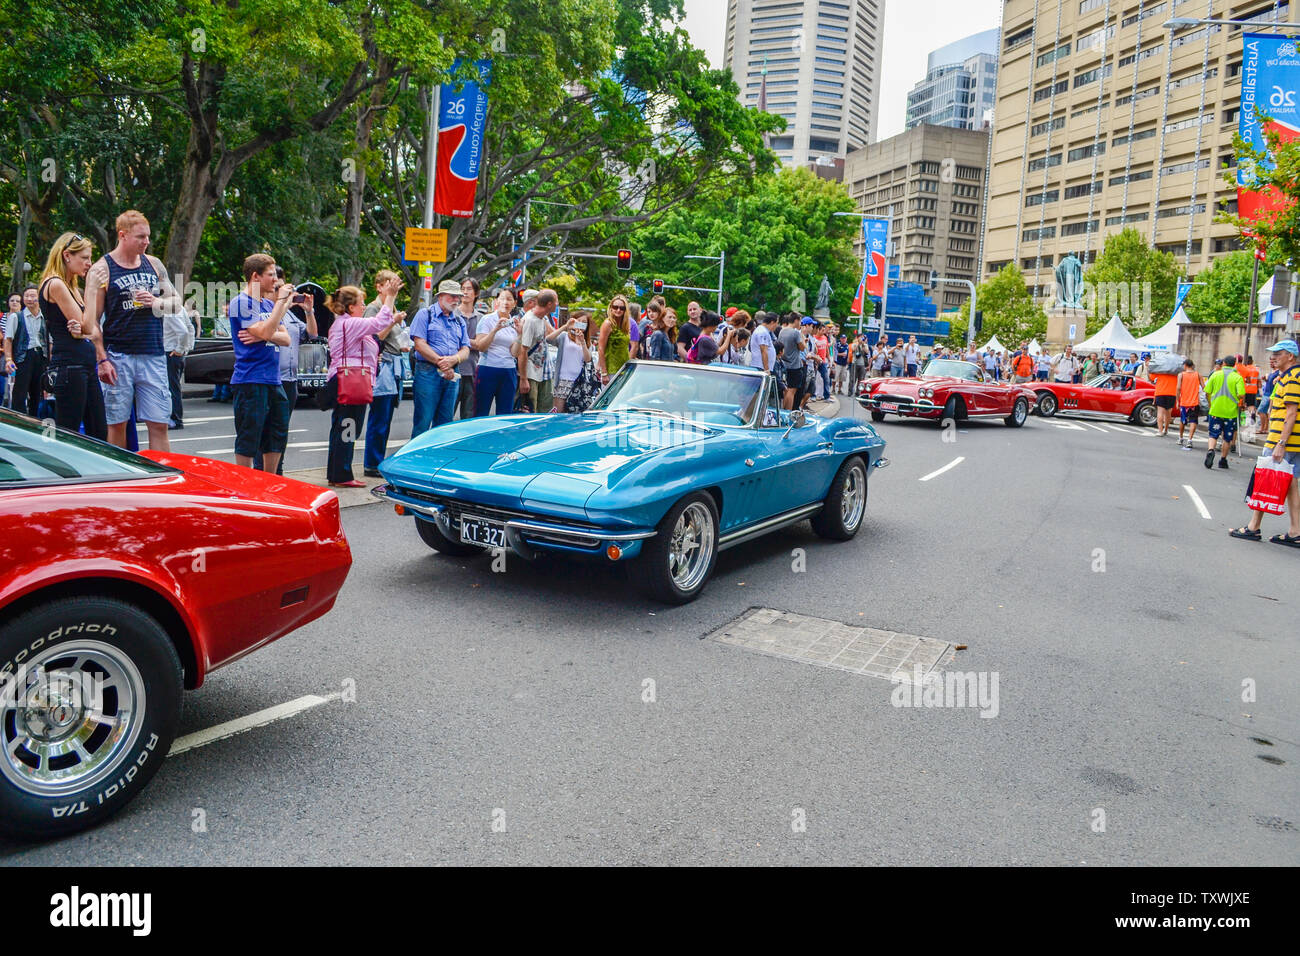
[679,0,1003,141]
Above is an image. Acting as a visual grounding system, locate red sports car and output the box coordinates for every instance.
[858,359,1037,427]
[1028,373,1158,427]
[0,409,352,839]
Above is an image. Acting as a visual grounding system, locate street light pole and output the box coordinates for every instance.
[934,277,978,346]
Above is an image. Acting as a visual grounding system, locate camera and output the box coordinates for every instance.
[293,294,306,304]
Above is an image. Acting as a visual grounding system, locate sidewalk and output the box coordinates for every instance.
[284,467,387,508]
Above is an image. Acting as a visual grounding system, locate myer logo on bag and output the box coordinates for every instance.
[49,886,151,937]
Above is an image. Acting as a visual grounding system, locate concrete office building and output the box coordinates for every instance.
[725,0,883,166]
[905,29,1001,130]
[983,0,1291,292]
[844,124,991,309]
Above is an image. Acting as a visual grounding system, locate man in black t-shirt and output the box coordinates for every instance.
[676,317,701,363]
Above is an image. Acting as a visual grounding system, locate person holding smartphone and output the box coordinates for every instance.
[553,310,593,412]
[471,288,523,416]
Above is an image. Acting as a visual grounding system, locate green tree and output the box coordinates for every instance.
[627,166,857,315]
[1081,227,1180,334]
[1182,246,1290,325]
[1223,109,1300,263]
[945,264,1045,347]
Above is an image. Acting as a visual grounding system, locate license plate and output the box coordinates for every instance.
[880,402,898,412]
[460,515,506,548]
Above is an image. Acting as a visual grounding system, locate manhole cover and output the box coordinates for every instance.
[708,607,954,681]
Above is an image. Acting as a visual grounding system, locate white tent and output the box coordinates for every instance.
[1075,314,1145,354]
[980,334,1007,353]
[1135,308,1190,352]
[1027,338,1043,355]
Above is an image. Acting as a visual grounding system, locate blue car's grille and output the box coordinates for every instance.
[392,486,604,531]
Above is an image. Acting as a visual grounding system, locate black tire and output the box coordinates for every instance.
[631,492,719,605]
[941,395,963,424]
[870,410,886,422]
[811,456,869,541]
[1004,397,1029,428]
[0,596,183,840]
[415,516,484,556]
[1131,401,1157,427]
[1036,391,1057,416]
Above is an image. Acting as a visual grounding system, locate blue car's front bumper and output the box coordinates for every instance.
[371,483,657,561]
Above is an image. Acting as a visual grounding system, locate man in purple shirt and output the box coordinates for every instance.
[410,279,471,436]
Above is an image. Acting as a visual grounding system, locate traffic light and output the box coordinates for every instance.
[973,310,984,335]
[652,278,664,295]
[616,249,632,271]
[929,269,939,291]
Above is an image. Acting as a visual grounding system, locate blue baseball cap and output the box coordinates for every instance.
[1267,339,1299,355]
[801,317,817,325]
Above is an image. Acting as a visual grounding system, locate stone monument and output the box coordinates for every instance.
[814,274,832,319]
[1045,250,1088,349]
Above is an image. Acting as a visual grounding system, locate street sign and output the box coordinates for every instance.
[404,227,448,263]
[417,262,434,277]
[1068,324,1077,341]
[423,277,432,292]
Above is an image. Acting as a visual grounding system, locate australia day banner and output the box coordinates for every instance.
[435,58,492,218]
[850,217,890,314]
[1237,33,1300,225]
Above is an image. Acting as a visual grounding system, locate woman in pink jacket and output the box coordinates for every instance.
[325,285,400,487]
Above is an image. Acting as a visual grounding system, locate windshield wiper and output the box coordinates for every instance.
[618,406,682,419]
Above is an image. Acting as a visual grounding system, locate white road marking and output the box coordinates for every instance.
[167,429,307,444]
[919,456,965,482]
[1081,422,1110,433]
[168,693,341,757]
[136,415,232,429]
[1103,423,1137,434]
[1182,484,1212,520]
[1051,420,1087,430]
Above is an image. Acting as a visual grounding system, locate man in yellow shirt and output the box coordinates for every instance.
[1230,340,1300,545]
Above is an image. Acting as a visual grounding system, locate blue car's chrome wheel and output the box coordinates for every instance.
[840,461,866,532]
[669,502,716,593]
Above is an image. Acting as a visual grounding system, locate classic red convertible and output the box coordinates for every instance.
[858,359,1036,427]
[0,409,352,839]
[1029,373,1158,427]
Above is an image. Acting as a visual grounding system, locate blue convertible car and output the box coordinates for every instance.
[373,361,888,603]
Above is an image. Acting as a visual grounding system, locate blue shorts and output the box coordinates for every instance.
[1208,416,1237,441]
[101,351,171,425]
[1179,406,1199,425]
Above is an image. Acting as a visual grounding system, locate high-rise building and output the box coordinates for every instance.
[844,124,990,310]
[724,0,883,166]
[905,29,1000,130]
[983,0,1289,292]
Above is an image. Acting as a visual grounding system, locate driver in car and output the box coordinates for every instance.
[625,375,699,417]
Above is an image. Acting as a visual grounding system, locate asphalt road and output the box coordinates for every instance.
[4,395,1297,865]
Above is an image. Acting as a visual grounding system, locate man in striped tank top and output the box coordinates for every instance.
[81,210,183,451]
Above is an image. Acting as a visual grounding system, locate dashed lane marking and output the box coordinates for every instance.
[919,456,965,482]
[168,693,342,757]
[1183,484,1212,520]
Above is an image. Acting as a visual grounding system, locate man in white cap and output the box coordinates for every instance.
[518,288,539,319]
[1230,339,1300,545]
[409,279,470,436]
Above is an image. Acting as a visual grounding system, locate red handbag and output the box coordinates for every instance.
[335,318,374,406]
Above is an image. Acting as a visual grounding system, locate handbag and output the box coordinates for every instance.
[566,364,601,413]
[1246,455,1294,515]
[335,318,374,406]
[374,355,398,397]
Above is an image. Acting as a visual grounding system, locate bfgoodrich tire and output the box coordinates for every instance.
[1131,401,1157,427]
[0,596,182,840]
[415,515,484,556]
[1035,391,1057,417]
[811,456,868,541]
[631,492,719,605]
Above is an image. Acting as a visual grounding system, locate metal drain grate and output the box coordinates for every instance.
[709,607,955,681]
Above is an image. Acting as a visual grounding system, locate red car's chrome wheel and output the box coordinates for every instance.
[0,597,182,840]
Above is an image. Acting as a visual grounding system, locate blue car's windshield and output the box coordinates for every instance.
[592,363,767,427]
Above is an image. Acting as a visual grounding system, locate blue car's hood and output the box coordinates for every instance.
[382,413,718,513]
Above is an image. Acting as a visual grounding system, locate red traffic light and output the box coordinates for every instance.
[616,249,632,271]
[652,279,664,294]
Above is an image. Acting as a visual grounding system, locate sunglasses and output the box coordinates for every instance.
[611,305,626,312]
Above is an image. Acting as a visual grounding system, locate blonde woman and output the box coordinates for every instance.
[597,295,632,385]
[37,233,106,439]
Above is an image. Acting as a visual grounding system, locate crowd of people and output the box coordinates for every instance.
[5,210,1298,535]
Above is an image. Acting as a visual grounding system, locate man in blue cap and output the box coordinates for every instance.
[1231,339,1300,545]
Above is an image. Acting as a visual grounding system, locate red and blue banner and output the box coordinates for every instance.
[850,217,890,314]
[435,59,492,218]
[1238,33,1299,224]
